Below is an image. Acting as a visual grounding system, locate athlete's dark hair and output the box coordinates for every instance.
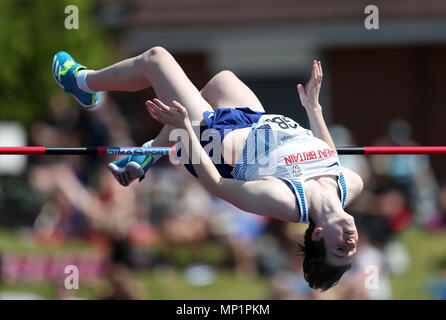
[298,219,352,291]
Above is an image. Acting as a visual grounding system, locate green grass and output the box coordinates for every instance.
[390,226,446,299]
[0,228,269,299]
[0,228,93,254]
[134,270,269,300]
[0,269,269,300]
[1,227,446,299]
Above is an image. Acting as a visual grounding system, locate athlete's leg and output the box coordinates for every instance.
[151,125,175,147]
[85,56,151,92]
[200,70,265,112]
[95,47,212,186]
[88,46,213,123]
[150,70,266,147]
[143,71,264,178]
[200,70,265,166]
[153,70,266,148]
[149,71,263,178]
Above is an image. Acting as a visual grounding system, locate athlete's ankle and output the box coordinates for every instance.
[76,69,96,94]
[143,139,162,164]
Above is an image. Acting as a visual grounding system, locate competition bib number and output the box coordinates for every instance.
[264,115,299,131]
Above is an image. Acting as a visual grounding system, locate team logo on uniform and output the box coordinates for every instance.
[292,164,302,178]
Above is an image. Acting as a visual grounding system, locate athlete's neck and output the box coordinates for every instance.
[306,178,346,226]
[310,195,346,226]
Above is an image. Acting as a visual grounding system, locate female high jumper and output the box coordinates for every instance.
[52,46,363,291]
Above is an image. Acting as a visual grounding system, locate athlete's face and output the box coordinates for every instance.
[313,215,358,266]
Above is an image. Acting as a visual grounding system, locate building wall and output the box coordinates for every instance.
[117,0,446,28]
[327,45,446,180]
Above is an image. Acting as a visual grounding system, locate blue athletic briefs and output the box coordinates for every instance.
[180,107,264,179]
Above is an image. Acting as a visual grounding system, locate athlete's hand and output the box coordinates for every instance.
[146,98,189,129]
[297,60,323,111]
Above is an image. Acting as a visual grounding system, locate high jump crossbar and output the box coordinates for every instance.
[0,146,446,155]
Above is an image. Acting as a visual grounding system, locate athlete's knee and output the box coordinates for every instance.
[212,70,238,83]
[203,70,238,95]
[137,46,172,67]
[201,70,237,100]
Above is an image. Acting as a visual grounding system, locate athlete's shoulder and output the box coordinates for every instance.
[259,177,301,222]
[340,166,364,204]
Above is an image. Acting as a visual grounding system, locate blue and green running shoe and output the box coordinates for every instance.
[52,51,98,108]
[108,154,154,186]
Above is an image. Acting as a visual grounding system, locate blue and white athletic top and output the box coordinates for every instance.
[232,114,348,223]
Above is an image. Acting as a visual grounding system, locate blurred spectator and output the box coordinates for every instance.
[99,264,146,300]
[90,92,135,147]
[426,180,446,231]
[210,198,268,278]
[370,119,440,227]
[268,224,317,300]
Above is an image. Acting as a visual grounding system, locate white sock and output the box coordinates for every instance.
[143,139,162,163]
[76,69,96,94]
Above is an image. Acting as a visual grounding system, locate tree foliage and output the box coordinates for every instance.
[0,0,113,124]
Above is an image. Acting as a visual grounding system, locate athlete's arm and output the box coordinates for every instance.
[146,98,299,222]
[297,60,337,153]
[340,166,364,206]
[203,177,299,222]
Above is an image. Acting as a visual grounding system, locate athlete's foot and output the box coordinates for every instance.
[108,154,154,186]
[52,51,99,108]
